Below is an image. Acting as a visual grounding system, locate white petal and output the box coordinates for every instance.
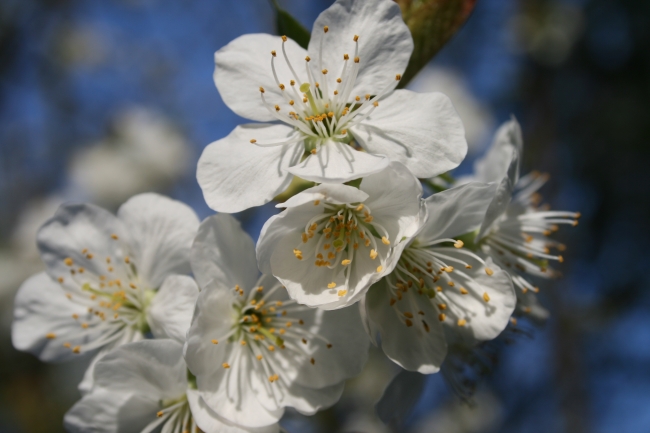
[287,140,389,183]
[351,90,467,178]
[93,340,187,399]
[365,279,447,374]
[289,306,369,389]
[198,124,303,213]
[280,382,345,416]
[191,214,259,292]
[214,33,309,122]
[308,0,412,98]
[417,182,498,245]
[65,390,155,433]
[37,202,130,285]
[278,183,368,209]
[117,193,199,288]
[360,161,423,241]
[12,272,102,362]
[440,256,516,341]
[148,275,199,343]
[187,391,280,433]
[474,117,522,183]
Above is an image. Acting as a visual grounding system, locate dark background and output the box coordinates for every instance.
[1,0,649,432]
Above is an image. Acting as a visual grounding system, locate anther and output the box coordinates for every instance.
[457,319,467,327]
[259,87,265,93]
[485,268,494,276]
[337,289,347,297]
[311,357,315,365]
[405,319,413,327]
[328,282,336,289]
[274,105,280,111]
[72,346,81,354]
[290,80,295,86]
[46,333,56,339]
[341,259,351,266]
[459,287,468,295]
[370,249,378,259]
[381,236,390,245]
[279,83,285,90]
[395,74,402,81]
[558,255,564,263]
[111,234,119,240]
[454,240,464,248]
[323,26,329,33]
[281,35,287,42]
[373,101,379,107]
[64,258,73,266]
[157,411,164,418]
[322,69,328,75]
[250,139,257,143]
[354,56,360,63]
[58,277,64,283]
[222,363,230,369]
[510,317,518,326]
[376,265,383,272]
[403,312,414,318]
[271,50,276,57]
[289,100,294,105]
[305,56,311,62]
[353,35,359,41]
[483,292,491,302]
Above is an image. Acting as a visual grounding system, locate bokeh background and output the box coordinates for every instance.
[1,0,648,432]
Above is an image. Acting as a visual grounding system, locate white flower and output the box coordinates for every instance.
[256,162,422,310]
[184,214,369,428]
[197,0,467,212]
[11,193,200,391]
[364,182,516,374]
[471,118,580,319]
[64,339,279,433]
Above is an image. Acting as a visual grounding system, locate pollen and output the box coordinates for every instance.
[354,56,360,63]
[381,236,390,245]
[274,105,280,111]
[328,282,337,289]
[454,240,464,248]
[353,34,359,42]
[483,292,491,302]
[395,74,402,81]
[438,313,446,322]
[271,50,276,57]
[259,87,265,93]
[58,277,64,283]
[337,289,347,297]
[457,319,467,327]
[341,259,351,266]
[305,56,311,62]
[111,234,119,240]
[323,26,329,33]
[405,319,413,327]
[46,333,56,339]
[222,363,230,369]
[485,268,494,276]
[322,69,328,75]
[281,35,287,42]
[64,258,73,266]
[403,312,414,318]
[376,265,383,272]
[293,249,303,260]
[370,249,378,259]
[157,411,164,418]
[72,346,81,354]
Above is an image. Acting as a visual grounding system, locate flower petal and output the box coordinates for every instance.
[187,391,280,433]
[198,124,303,213]
[12,272,102,362]
[308,0,413,98]
[416,182,498,245]
[65,390,154,433]
[191,214,260,293]
[365,278,447,374]
[148,275,199,343]
[473,117,522,184]
[93,340,187,399]
[37,202,130,285]
[117,193,199,288]
[360,161,423,242]
[215,33,309,122]
[439,256,516,342]
[280,382,345,416]
[351,90,467,178]
[287,140,389,183]
[278,183,368,209]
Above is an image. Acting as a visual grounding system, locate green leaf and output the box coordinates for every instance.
[270,0,311,49]
[395,0,478,87]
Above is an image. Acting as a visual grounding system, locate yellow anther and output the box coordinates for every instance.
[81,323,88,329]
[403,312,414,319]
[257,354,263,360]
[396,74,402,81]
[268,345,275,351]
[72,346,81,354]
[305,56,311,62]
[438,303,447,310]
[373,101,379,107]
[328,111,334,117]
[341,259,351,266]
[86,254,94,259]
[460,287,468,295]
[353,34,359,41]
[327,282,337,289]
[448,281,455,287]
[322,69,328,74]
[457,319,467,327]
[46,333,56,339]
[558,255,565,263]
[365,94,371,100]
[240,340,247,346]
[510,317,518,326]
[58,277,64,283]
[290,80,295,86]
[279,83,285,90]
[271,50,276,57]
[281,35,287,42]
[483,292,491,302]
[485,268,494,276]
[444,266,454,273]
[376,265,383,272]
[157,411,164,418]
[222,363,230,369]
[303,97,308,103]
[356,204,364,211]
[111,234,119,240]
[323,26,329,33]
[354,56,360,63]
[454,240,464,248]
[355,95,361,101]
[274,105,280,111]
[72,314,79,319]
[337,289,347,297]
[381,236,390,245]
[370,249,378,259]
[259,86,265,93]
[288,100,294,106]
[64,258,73,266]
[405,319,413,327]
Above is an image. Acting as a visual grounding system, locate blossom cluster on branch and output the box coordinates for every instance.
[11,0,579,431]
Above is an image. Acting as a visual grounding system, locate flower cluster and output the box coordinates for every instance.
[11,0,578,431]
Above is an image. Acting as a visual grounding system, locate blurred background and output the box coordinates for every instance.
[0,0,648,432]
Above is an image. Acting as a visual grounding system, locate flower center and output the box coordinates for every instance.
[153,394,195,433]
[250,28,402,155]
[292,201,390,296]
[383,237,494,330]
[212,282,332,386]
[50,233,152,354]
